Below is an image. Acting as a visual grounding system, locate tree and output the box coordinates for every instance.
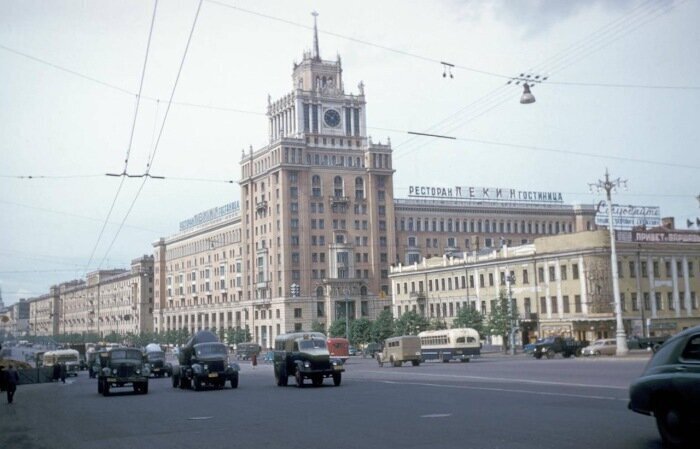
[311,320,326,334]
[225,326,250,346]
[394,310,430,336]
[328,319,348,338]
[452,306,485,337]
[428,318,448,331]
[486,290,518,353]
[350,318,372,346]
[370,309,394,343]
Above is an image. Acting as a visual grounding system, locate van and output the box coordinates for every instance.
[377,335,422,367]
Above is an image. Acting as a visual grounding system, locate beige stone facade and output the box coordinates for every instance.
[390,229,700,344]
[22,256,154,339]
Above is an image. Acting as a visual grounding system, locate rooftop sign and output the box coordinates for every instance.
[407,185,564,203]
[595,204,661,230]
[179,202,240,231]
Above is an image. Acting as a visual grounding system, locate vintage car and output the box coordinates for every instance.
[172,330,240,390]
[581,338,617,356]
[273,332,344,387]
[629,325,700,448]
[96,347,149,396]
[143,343,172,377]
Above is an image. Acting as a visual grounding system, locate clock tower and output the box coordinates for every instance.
[240,13,394,342]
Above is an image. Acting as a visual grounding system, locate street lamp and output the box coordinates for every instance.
[589,169,629,356]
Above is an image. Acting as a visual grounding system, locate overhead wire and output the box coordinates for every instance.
[84,0,159,274]
[94,0,204,271]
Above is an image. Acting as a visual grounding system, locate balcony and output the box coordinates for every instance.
[409,291,426,302]
[329,195,350,206]
[255,200,268,213]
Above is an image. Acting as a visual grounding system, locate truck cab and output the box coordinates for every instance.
[273,332,344,388]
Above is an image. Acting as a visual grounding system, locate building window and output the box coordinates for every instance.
[572,264,579,280]
[632,292,639,311]
[560,265,567,280]
[574,295,582,313]
[641,261,648,278]
[294,308,302,318]
[548,266,556,281]
[522,269,529,284]
[538,267,544,283]
[563,295,570,313]
[655,292,662,310]
[629,261,636,278]
[643,292,651,311]
[668,292,674,310]
[550,297,558,314]
[540,297,547,315]
[488,273,494,286]
[317,302,325,318]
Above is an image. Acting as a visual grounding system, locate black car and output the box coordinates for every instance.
[629,325,700,448]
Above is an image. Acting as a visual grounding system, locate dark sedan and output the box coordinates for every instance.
[629,325,700,448]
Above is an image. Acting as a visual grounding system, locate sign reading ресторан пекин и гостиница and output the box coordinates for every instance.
[407,185,564,204]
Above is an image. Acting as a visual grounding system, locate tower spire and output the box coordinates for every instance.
[311,11,320,61]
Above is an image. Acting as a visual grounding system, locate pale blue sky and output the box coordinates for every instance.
[1,0,699,305]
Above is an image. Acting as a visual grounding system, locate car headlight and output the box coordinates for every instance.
[135,368,141,375]
[303,361,310,368]
[143,367,150,376]
[192,364,203,374]
[112,368,118,375]
[102,367,111,376]
[203,364,209,372]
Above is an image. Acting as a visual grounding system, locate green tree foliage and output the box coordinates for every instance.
[349,318,372,346]
[370,309,395,343]
[428,318,448,331]
[225,326,251,346]
[394,310,430,336]
[452,306,485,337]
[328,319,348,338]
[486,290,518,352]
[311,320,326,333]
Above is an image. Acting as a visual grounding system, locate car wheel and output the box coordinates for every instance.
[332,372,341,386]
[103,381,110,396]
[575,348,583,357]
[411,360,420,366]
[545,349,555,359]
[655,402,691,448]
[276,364,286,387]
[97,378,103,394]
[230,373,239,389]
[312,374,323,387]
[534,352,542,359]
[595,350,601,356]
[295,370,304,388]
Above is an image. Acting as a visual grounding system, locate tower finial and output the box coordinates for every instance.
[311,11,320,60]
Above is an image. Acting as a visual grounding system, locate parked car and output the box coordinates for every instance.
[348,346,358,356]
[629,325,700,448]
[581,339,617,356]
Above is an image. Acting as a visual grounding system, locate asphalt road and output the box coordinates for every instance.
[0,354,662,449]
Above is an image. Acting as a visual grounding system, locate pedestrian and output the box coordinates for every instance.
[6,364,19,404]
[59,363,67,383]
[53,363,60,382]
[0,366,6,392]
[251,352,257,369]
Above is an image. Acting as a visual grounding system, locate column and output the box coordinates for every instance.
[682,257,691,315]
[579,256,588,315]
[647,256,657,318]
[671,256,680,318]
[544,262,552,319]
[555,260,563,318]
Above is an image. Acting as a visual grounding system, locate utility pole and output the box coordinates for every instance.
[506,274,516,355]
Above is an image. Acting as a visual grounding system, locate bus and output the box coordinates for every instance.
[43,349,81,376]
[418,328,481,363]
[327,337,350,361]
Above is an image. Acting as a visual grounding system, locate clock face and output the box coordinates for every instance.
[324,109,341,127]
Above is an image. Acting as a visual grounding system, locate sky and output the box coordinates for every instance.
[1,0,699,306]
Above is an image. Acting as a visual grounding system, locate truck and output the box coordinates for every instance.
[273,332,344,387]
[532,336,588,359]
[171,330,240,391]
[96,347,149,396]
[143,343,172,378]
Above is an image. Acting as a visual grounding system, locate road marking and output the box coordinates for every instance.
[364,370,628,390]
[421,413,452,418]
[377,380,627,402]
[188,416,213,420]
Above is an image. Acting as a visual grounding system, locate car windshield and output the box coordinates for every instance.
[299,339,327,350]
[542,338,555,344]
[111,350,142,361]
[592,340,605,346]
[195,343,227,357]
[147,352,165,361]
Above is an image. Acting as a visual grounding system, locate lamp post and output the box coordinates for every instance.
[505,274,516,355]
[589,169,629,356]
